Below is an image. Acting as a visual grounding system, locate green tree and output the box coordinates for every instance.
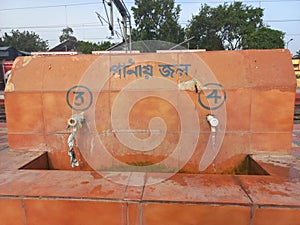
[186,4,224,50]
[215,2,264,50]
[77,41,113,54]
[186,2,284,50]
[59,27,77,43]
[131,0,185,44]
[243,27,284,49]
[294,50,300,59]
[0,30,48,52]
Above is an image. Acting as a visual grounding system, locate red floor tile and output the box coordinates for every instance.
[0,170,45,196]
[24,198,125,225]
[143,173,251,205]
[252,207,300,225]
[0,198,24,225]
[142,203,251,225]
[237,176,300,207]
[23,170,127,200]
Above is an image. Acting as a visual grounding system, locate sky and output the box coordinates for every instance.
[0,0,299,55]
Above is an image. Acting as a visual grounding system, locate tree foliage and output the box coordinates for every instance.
[0,30,48,52]
[131,0,185,44]
[243,27,284,49]
[186,2,284,50]
[1,2,286,53]
[294,50,300,59]
[59,27,77,43]
[77,41,113,54]
[185,4,224,50]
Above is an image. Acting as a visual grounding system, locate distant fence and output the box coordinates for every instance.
[294,89,300,123]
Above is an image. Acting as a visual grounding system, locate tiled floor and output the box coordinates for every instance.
[0,122,8,151]
[292,123,300,157]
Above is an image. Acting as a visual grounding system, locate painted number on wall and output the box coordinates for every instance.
[66,85,93,111]
[198,83,226,110]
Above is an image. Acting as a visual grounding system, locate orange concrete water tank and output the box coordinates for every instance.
[4,49,296,173]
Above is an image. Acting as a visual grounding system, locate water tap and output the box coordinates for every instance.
[67,112,85,132]
[206,114,219,132]
[67,112,85,167]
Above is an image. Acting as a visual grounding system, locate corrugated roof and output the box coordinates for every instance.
[49,40,78,52]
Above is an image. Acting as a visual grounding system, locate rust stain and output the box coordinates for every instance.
[172,175,188,186]
[81,181,90,185]
[90,171,102,179]
[90,185,114,196]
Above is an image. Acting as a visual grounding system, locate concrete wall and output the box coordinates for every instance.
[4,50,296,173]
